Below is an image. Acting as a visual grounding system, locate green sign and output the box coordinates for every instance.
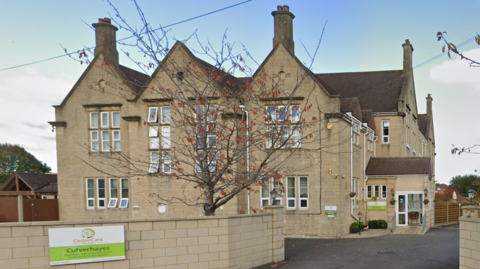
[325,206,337,215]
[49,226,125,265]
[367,201,387,210]
[327,215,334,220]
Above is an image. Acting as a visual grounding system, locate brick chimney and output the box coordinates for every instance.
[272,5,295,54]
[402,39,414,73]
[426,94,433,119]
[92,18,119,66]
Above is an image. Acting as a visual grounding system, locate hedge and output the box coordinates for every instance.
[368,219,388,229]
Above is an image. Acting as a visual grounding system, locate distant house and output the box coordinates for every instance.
[0,173,58,222]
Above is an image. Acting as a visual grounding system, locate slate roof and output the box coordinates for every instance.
[417,114,429,138]
[316,70,405,113]
[118,65,150,95]
[366,157,432,180]
[16,173,58,194]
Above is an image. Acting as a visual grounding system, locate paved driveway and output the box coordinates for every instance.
[257,225,459,269]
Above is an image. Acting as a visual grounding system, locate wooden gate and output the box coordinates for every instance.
[0,197,19,222]
[435,198,480,226]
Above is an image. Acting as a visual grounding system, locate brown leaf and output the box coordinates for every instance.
[442,45,445,53]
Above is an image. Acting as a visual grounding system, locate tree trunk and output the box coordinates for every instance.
[204,207,216,216]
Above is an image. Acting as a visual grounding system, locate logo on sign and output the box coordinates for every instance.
[81,229,95,239]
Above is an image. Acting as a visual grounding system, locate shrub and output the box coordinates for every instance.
[368,219,388,229]
[350,222,364,233]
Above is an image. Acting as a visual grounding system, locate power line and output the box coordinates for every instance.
[413,36,477,70]
[0,0,253,72]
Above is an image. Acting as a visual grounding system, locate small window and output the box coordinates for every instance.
[163,151,171,174]
[149,126,159,149]
[148,107,158,123]
[291,105,301,122]
[108,178,118,208]
[176,71,184,81]
[112,130,121,151]
[207,106,217,123]
[101,130,110,151]
[278,125,288,147]
[278,106,287,122]
[374,185,380,198]
[382,120,390,143]
[91,131,99,152]
[207,125,216,148]
[119,178,129,208]
[195,150,205,173]
[112,111,120,128]
[367,185,372,199]
[266,106,276,122]
[101,112,109,128]
[266,126,275,149]
[161,107,170,124]
[381,185,387,199]
[208,152,217,173]
[97,178,106,209]
[90,112,99,128]
[287,177,296,209]
[196,105,206,122]
[291,126,301,148]
[162,126,171,149]
[299,177,308,209]
[149,152,160,173]
[86,178,95,209]
[261,178,270,206]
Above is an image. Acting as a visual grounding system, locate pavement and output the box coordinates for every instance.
[256,224,459,269]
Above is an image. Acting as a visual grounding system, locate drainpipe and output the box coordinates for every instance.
[373,135,378,157]
[364,130,368,212]
[239,105,250,214]
[348,114,358,222]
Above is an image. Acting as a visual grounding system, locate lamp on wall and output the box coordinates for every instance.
[468,189,475,205]
[391,188,395,198]
[424,188,428,197]
[270,188,278,205]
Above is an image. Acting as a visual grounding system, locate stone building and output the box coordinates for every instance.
[49,6,435,237]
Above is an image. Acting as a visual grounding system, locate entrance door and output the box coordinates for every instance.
[396,192,424,226]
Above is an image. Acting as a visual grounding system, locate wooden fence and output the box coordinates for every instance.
[434,198,480,225]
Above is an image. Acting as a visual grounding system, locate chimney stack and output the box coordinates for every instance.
[272,5,295,54]
[426,94,433,119]
[92,18,119,66]
[402,39,414,73]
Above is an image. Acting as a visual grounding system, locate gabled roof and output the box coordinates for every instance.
[118,65,150,95]
[252,43,340,97]
[316,70,405,113]
[366,157,432,180]
[340,97,362,121]
[417,114,429,138]
[1,173,58,194]
[361,109,376,130]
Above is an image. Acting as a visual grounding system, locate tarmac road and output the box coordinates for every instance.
[257,224,459,269]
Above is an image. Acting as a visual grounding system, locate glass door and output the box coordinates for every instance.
[398,195,406,225]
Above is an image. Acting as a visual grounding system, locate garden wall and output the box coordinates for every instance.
[459,206,480,269]
[0,206,284,269]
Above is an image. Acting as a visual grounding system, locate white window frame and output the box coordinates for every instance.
[101,130,110,152]
[111,111,120,128]
[374,185,380,198]
[90,112,99,128]
[86,178,95,209]
[97,178,106,209]
[108,178,118,208]
[382,120,390,144]
[356,178,359,207]
[207,124,216,148]
[207,105,217,123]
[101,112,109,128]
[278,125,289,147]
[299,176,309,209]
[367,185,372,199]
[277,106,287,122]
[208,151,217,173]
[162,151,171,174]
[90,131,99,152]
[291,105,301,123]
[266,106,276,122]
[119,178,129,208]
[381,184,387,199]
[148,107,158,123]
[291,126,301,148]
[149,151,160,173]
[266,126,275,149]
[112,130,121,151]
[162,126,171,149]
[286,176,296,209]
[260,178,283,207]
[195,150,205,173]
[161,106,170,124]
[149,126,159,149]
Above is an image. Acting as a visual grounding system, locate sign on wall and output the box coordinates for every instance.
[48,226,125,266]
[367,201,387,210]
[325,205,337,219]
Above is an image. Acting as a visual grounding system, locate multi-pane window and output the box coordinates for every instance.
[195,105,217,173]
[367,185,381,199]
[287,177,296,209]
[265,105,302,149]
[282,176,309,210]
[374,185,380,198]
[382,120,390,143]
[86,178,128,209]
[381,184,387,199]
[367,185,372,199]
[299,177,309,209]
[352,124,360,145]
[261,178,283,206]
[148,106,172,174]
[89,111,121,152]
[367,132,374,151]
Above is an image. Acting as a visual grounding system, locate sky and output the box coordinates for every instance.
[1,0,480,184]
